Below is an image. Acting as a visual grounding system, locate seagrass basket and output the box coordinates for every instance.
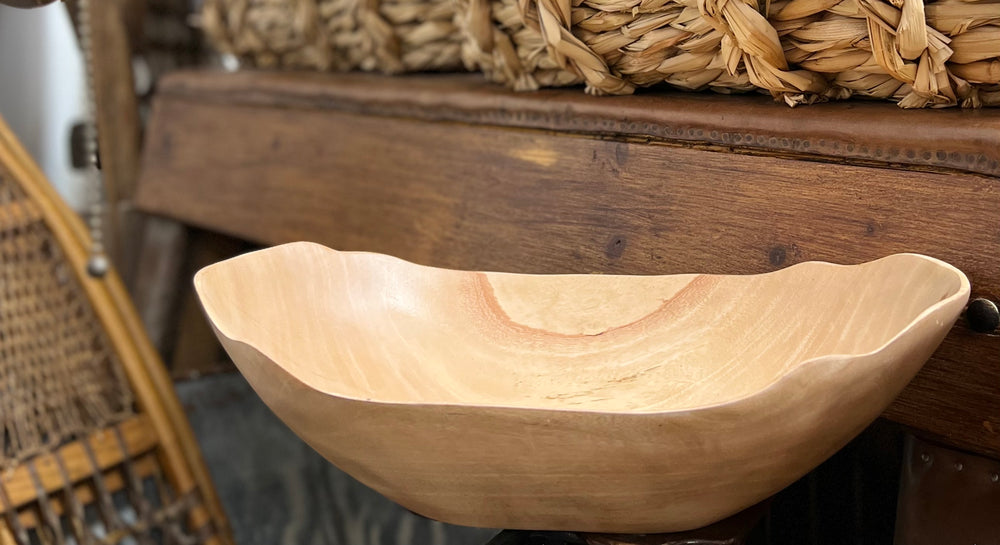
[202,0,1000,107]
[202,0,465,72]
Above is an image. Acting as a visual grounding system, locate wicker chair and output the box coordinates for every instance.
[0,115,233,544]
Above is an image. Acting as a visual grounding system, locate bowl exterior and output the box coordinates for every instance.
[210,297,958,533]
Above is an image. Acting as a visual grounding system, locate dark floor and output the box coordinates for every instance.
[176,373,498,545]
[176,373,902,545]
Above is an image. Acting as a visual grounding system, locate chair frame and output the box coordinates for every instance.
[0,116,233,545]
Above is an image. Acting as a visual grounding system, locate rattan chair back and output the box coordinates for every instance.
[0,116,232,545]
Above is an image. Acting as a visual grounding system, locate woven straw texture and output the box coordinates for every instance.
[490,0,1000,106]
[202,0,464,72]
[0,173,133,470]
[204,0,999,107]
[459,0,584,89]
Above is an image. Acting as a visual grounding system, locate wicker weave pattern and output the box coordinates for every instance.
[2,441,212,545]
[204,0,999,107]
[0,170,134,470]
[0,129,226,544]
[492,0,1000,106]
[459,0,583,89]
[203,0,465,72]
[201,0,336,69]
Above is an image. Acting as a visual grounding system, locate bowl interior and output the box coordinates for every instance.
[196,243,965,413]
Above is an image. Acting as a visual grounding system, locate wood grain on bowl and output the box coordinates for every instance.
[193,243,969,533]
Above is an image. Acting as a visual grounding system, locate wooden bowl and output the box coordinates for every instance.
[194,242,969,533]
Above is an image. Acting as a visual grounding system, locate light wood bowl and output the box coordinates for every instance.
[194,242,969,533]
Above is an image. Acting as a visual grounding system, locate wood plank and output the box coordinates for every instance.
[86,0,144,204]
[1,415,158,509]
[170,230,248,379]
[136,82,1000,459]
[155,70,1000,178]
[3,454,160,531]
[66,0,146,286]
[132,216,188,354]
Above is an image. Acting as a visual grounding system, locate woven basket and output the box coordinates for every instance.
[203,0,1000,107]
[458,0,583,89]
[202,0,465,72]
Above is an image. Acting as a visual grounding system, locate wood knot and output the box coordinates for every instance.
[605,236,627,259]
[768,246,787,267]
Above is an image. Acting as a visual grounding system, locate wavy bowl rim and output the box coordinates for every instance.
[194,242,971,416]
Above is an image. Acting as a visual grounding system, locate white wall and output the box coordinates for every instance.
[0,3,88,209]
